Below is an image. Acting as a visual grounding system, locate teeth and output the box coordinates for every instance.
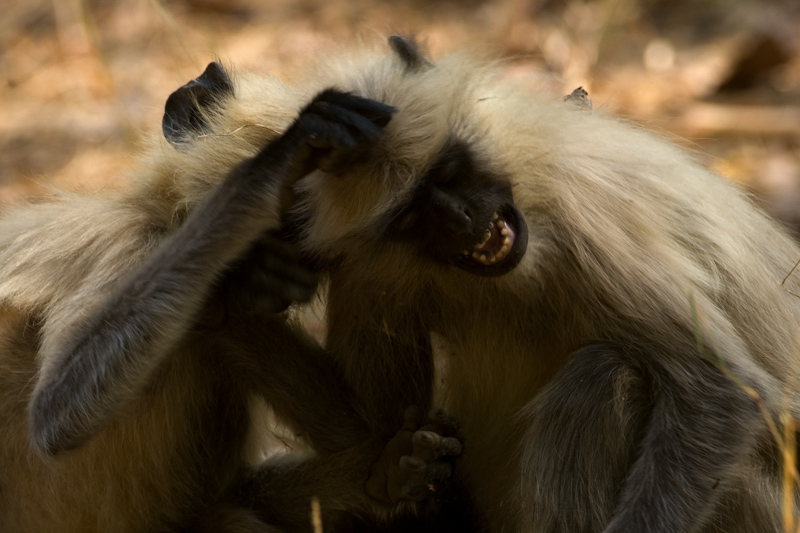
[464,214,515,266]
[475,229,492,249]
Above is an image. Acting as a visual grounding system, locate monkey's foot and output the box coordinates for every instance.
[365,407,462,505]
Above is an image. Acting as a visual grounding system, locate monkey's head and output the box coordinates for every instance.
[284,37,530,283]
[380,137,528,277]
[158,37,531,283]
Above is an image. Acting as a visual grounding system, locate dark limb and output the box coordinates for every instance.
[214,312,370,455]
[518,341,763,533]
[518,342,651,532]
[207,230,320,320]
[29,84,394,454]
[325,277,436,434]
[227,413,462,533]
[604,347,763,533]
[214,312,463,527]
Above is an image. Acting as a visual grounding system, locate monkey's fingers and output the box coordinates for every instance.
[221,280,292,315]
[393,457,455,502]
[303,115,360,152]
[391,457,428,502]
[295,90,395,175]
[301,116,372,175]
[399,455,426,473]
[438,437,462,457]
[313,116,386,173]
[302,98,389,149]
[412,430,463,460]
[424,462,453,484]
[421,408,460,436]
[334,92,396,127]
[219,265,316,316]
[314,104,387,143]
[309,89,396,128]
[246,235,320,295]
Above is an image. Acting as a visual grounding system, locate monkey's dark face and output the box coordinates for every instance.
[385,140,528,277]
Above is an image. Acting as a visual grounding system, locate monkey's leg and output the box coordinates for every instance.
[514,343,649,532]
[516,341,764,533]
[324,278,437,432]
[189,205,462,529]
[601,349,765,533]
[206,315,462,525]
[225,433,462,532]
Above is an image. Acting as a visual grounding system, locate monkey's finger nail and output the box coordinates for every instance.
[439,437,462,456]
[399,455,426,472]
[427,408,447,422]
[413,430,439,449]
[400,484,427,501]
[426,408,459,435]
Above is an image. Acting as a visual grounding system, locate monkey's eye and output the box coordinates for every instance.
[430,157,460,185]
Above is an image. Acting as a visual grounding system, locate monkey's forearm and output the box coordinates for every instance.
[215,314,372,453]
[28,139,297,455]
[326,280,434,432]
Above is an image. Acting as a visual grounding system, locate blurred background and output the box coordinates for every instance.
[2,0,800,230]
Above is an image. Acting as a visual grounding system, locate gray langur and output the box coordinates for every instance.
[281,37,800,532]
[11,33,800,533]
[0,56,459,532]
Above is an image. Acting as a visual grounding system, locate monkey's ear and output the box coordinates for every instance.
[563,87,592,111]
[162,61,234,147]
[388,35,433,72]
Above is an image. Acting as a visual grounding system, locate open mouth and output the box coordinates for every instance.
[464,212,516,265]
[456,207,527,276]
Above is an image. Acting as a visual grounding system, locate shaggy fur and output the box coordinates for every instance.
[0,49,401,533]
[286,41,800,531]
[2,36,800,532]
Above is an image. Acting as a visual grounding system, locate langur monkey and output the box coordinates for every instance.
[0,56,459,532]
[9,34,800,533]
[283,37,800,532]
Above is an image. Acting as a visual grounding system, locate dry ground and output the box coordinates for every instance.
[2,0,799,226]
